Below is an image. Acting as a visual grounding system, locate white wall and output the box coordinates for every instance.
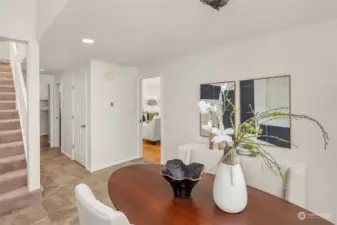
[58,60,138,171]
[26,42,41,191]
[15,42,28,63]
[89,60,138,171]
[36,0,69,40]
[142,76,161,114]
[139,19,337,223]
[0,42,9,60]
[0,0,36,41]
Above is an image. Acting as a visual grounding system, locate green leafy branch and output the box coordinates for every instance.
[220,89,329,189]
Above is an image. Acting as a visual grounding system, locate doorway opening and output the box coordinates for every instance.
[39,74,57,151]
[40,82,51,150]
[140,76,162,164]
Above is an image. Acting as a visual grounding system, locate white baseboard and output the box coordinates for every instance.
[61,148,74,160]
[89,156,140,173]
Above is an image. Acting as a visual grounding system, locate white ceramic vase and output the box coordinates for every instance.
[213,163,248,213]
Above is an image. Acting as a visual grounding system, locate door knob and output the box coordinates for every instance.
[81,125,86,128]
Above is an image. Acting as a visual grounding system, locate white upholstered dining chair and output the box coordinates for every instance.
[177,144,307,208]
[75,184,132,225]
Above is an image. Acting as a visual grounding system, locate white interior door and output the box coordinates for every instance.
[48,84,55,146]
[54,83,61,148]
[73,73,87,167]
[138,78,144,158]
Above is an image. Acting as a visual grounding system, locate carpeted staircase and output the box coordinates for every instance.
[0,61,40,216]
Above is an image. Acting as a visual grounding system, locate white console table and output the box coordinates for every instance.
[176,142,307,208]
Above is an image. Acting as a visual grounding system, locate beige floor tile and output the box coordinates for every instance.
[0,148,148,224]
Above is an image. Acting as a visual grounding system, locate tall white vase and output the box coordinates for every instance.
[213,163,248,213]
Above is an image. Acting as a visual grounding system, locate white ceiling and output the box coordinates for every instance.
[39,0,337,73]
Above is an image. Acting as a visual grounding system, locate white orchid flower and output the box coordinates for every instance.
[211,127,221,136]
[202,120,212,132]
[202,125,211,132]
[221,83,228,93]
[209,104,217,113]
[212,134,234,147]
[198,100,206,110]
[224,128,234,135]
[198,100,212,114]
[198,100,218,114]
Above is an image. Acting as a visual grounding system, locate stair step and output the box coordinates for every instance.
[0,72,12,79]
[0,85,14,93]
[0,186,40,216]
[0,119,20,131]
[0,66,11,73]
[0,101,16,110]
[0,93,15,101]
[0,186,28,201]
[0,154,26,174]
[0,141,24,158]
[0,169,27,194]
[0,110,18,119]
[0,61,10,66]
[0,129,22,144]
[0,79,13,85]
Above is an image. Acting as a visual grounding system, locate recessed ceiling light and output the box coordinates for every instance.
[82,38,95,44]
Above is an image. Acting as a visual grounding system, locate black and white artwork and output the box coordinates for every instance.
[240,76,291,148]
[200,82,235,137]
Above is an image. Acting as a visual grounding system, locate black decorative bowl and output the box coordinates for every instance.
[160,159,204,199]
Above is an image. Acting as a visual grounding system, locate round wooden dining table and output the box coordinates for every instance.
[108,164,332,225]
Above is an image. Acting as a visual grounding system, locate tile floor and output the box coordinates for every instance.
[0,148,149,225]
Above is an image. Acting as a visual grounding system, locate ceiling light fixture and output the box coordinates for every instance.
[40,69,45,72]
[82,38,95,44]
[200,0,230,10]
